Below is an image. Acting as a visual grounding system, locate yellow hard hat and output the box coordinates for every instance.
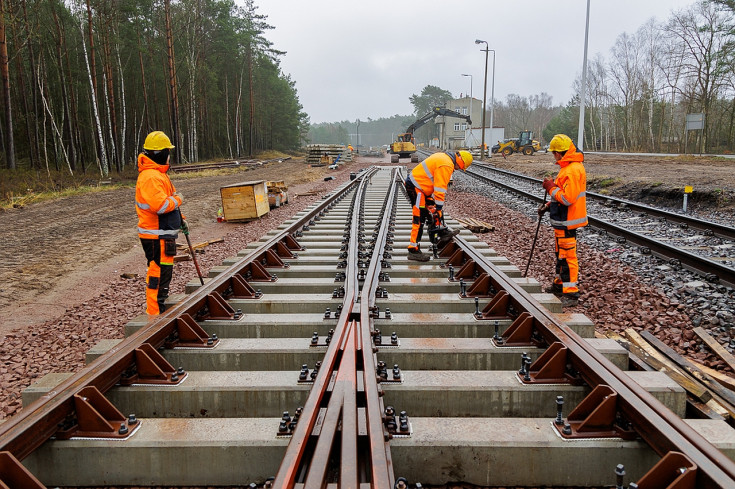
[143,131,175,151]
[549,134,572,153]
[458,150,473,170]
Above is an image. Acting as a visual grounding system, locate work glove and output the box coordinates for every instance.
[537,203,549,217]
[173,191,183,203]
[542,178,557,193]
[180,219,189,235]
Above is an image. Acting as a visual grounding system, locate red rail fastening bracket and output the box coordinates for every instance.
[224,274,262,299]
[463,272,498,298]
[164,314,219,348]
[55,386,140,440]
[261,249,288,268]
[634,451,697,489]
[494,312,542,347]
[554,384,636,440]
[191,291,239,320]
[519,342,580,384]
[0,451,46,488]
[439,246,474,270]
[120,342,188,385]
[282,233,305,252]
[238,261,277,282]
[474,290,513,321]
[438,241,461,262]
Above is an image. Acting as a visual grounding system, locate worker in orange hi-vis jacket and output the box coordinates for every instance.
[135,131,182,315]
[537,134,587,308]
[404,150,473,262]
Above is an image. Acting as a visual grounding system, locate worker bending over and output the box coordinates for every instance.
[537,134,587,307]
[405,150,473,261]
[135,131,182,315]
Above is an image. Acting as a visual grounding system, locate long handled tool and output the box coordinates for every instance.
[181,218,205,286]
[523,193,548,278]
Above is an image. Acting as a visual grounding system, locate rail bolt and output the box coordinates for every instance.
[391,332,398,345]
[555,396,564,425]
[118,423,128,435]
[128,414,138,425]
[615,464,625,489]
[394,477,408,489]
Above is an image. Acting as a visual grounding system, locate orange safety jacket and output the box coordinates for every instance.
[407,152,457,209]
[548,143,587,230]
[135,154,183,239]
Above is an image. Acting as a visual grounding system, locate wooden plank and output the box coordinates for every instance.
[640,330,735,416]
[622,329,712,403]
[604,330,653,372]
[690,359,735,392]
[693,326,735,372]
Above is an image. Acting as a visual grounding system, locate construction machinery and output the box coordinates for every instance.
[389,107,472,163]
[492,130,542,156]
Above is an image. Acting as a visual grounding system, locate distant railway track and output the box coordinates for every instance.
[2,165,735,488]
[457,160,735,287]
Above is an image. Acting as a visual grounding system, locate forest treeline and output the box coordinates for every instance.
[0,0,307,177]
[311,0,735,155]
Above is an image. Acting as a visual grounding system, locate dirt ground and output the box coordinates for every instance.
[488,152,735,212]
[0,158,342,334]
[1,151,732,338]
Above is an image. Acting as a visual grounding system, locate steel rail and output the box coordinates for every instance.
[273,174,370,488]
[465,166,735,287]
[452,234,735,488]
[0,174,365,461]
[359,168,400,488]
[274,167,399,488]
[471,163,735,240]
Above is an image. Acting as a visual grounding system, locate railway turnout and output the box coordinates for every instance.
[2,166,735,488]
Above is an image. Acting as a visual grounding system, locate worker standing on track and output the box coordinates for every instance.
[405,150,473,261]
[537,134,587,307]
[135,131,182,315]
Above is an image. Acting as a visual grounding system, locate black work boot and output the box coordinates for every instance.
[560,294,579,308]
[544,283,563,296]
[436,228,460,248]
[407,248,430,262]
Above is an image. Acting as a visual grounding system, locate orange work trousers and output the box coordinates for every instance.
[405,179,431,250]
[553,228,579,297]
[141,237,176,315]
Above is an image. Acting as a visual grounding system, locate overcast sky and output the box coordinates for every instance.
[256,0,698,124]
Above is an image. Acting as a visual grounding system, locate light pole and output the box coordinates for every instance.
[356,119,360,154]
[475,39,489,159]
[577,0,591,152]
[489,48,496,157]
[461,74,472,147]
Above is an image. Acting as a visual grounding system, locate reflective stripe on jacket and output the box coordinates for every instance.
[136,154,182,239]
[408,152,456,207]
[548,143,587,230]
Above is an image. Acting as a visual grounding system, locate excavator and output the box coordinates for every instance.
[389,107,472,163]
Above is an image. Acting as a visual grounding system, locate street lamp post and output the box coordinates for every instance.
[356,119,360,154]
[475,40,489,160]
[489,49,496,157]
[461,73,472,146]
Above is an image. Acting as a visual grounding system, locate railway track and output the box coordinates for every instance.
[462,160,735,287]
[2,165,735,488]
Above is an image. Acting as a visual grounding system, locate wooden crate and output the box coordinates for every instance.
[220,180,270,221]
